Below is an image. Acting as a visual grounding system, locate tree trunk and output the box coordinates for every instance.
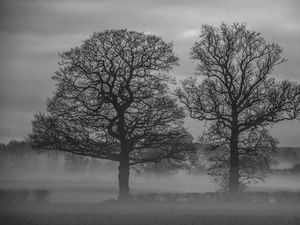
[116,114,132,202]
[229,130,240,198]
[229,110,240,199]
[117,152,131,202]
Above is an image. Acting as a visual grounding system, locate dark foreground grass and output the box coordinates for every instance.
[0,202,299,225]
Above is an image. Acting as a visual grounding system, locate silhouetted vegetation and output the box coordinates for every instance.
[134,191,300,203]
[0,189,50,203]
[0,140,106,175]
[0,140,38,172]
[29,29,194,201]
[176,23,300,195]
[0,23,297,206]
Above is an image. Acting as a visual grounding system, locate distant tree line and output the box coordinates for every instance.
[0,140,105,174]
[0,140,40,172]
[28,23,300,201]
[272,164,300,176]
[0,140,201,176]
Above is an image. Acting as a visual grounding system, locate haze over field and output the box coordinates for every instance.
[1,143,299,203]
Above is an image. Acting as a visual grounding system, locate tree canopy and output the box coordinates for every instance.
[29,29,194,201]
[176,23,300,195]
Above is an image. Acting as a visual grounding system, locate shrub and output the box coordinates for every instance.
[0,189,50,203]
[134,191,300,203]
[0,189,30,202]
[32,189,50,202]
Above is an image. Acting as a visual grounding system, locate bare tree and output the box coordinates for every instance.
[29,29,193,201]
[176,23,300,196]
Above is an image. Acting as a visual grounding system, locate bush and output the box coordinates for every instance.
[0,189,50,203]
[134,191,300,204]
[32,189,50,202]
[0,189,30,202]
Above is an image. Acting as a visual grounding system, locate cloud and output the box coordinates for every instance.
[182,30,200,39]
[0,0,299,145]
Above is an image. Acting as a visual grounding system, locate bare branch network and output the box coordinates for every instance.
[175,23,300,193]
[29,24,300,199]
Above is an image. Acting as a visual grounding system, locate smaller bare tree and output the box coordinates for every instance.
[176,23,300,196]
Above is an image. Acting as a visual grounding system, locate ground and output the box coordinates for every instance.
[1,202,299,225]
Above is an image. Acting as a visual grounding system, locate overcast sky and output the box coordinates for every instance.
[0,0,299,146]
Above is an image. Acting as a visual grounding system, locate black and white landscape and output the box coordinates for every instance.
[0,0,300,225]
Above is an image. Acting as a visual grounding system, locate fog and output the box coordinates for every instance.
[0,157,214,202]
[1,153,299,203]
[1,151,300,225]
[1,141,299,205]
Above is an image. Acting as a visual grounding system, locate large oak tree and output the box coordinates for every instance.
[29,29,193,201]
[176,23,300,196]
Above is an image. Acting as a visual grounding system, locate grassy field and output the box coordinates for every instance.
[1,202,300,225]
